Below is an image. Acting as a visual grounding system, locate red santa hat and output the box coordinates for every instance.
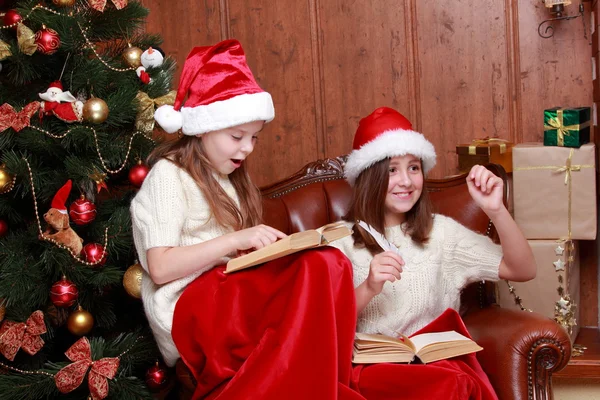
[344,107,437,186]
[154,39,274,136]
[51,180,72,214]
[48,81,63,91]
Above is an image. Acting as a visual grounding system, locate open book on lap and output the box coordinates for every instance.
[352,330,483,365]
[225,221,352,273]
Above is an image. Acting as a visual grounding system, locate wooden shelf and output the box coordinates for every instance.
[555,327,600,379]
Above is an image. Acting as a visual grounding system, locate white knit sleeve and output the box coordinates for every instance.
[130,160,187,271]
[439,215,502,288]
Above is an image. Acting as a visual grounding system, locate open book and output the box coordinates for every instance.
[225,222,352,273]
[352,330,483,365]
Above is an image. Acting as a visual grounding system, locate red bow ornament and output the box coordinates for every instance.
[88,0,128,12]
[0,102,41,133]
[0,310,47,361]
[55,337,119,400]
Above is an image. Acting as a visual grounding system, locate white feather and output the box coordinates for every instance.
[357,220,400,254]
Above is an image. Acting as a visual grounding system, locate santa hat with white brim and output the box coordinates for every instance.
[345,107,436,186]
[154,39,274,136]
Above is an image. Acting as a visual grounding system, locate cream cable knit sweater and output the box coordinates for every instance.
[130,159,238,366]
[329,215,502,337]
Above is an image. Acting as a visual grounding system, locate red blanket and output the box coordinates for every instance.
[172,247,363,400]
[173,248,497,400]
[350,308,499,400]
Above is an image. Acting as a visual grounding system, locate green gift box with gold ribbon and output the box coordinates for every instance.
[543,107,590,148]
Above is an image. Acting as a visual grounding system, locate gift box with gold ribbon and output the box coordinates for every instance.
[543,107,591,148]
[455,137,513,173]
[496,239,580,342]
[513,143,596,240]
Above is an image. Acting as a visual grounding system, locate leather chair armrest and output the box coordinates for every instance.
[463,305,571,400]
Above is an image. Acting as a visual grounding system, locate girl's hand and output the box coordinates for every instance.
[230,224,287,252]
[466,165,504,214]
[365,251,404,296]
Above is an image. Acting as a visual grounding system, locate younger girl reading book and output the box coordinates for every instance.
[330,107,536,399]
[130,40,360,399]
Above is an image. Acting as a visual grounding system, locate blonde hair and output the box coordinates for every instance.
[147,135,262,230]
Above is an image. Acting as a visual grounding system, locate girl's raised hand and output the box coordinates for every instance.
[466,165,504,214]
[230,224,287,252]
[366,251,404,296]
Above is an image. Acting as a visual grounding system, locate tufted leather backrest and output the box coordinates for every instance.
[260,157,508,310]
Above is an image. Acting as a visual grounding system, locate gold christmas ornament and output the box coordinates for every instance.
[83,97,109,124]
[0,165,15,194]
[67,305,94,336]
[122,44,143,68]
[123,262,143,299]
[52,0,76,6]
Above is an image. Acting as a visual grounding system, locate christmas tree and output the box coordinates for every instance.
[0,1,176,398]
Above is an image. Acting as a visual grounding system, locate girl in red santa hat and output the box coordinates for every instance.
[130,40,361,400]
[329,107,536,400]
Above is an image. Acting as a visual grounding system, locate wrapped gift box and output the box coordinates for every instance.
[513,143,596,240]
[456,138,513,173]
[496,239,580,342]
[543,107,591,148]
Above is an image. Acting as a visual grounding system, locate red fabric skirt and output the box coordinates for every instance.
[350,308,499,400]
[173,247,497,400]
[172,247,363,400]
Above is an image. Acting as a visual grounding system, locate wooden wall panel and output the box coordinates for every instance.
[416,0,512,178]
[226,1,318,186]
[318,1,413,162]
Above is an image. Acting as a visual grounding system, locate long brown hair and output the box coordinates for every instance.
[147,135,262,230]
[344,157,433,254]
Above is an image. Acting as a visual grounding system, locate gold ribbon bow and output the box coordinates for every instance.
[544,109,590,147]
[135,90,176,134]
[0,39,11,61]
[468,137,508,155]
[17,23,37,56]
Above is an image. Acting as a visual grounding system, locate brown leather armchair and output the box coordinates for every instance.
[176,157,572,400]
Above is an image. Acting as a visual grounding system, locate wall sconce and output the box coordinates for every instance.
[538,1,587,39]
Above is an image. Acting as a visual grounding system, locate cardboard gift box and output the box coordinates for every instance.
[456,138,513,173]
[496,239,580,342]
[513,143,597,240]
[543,107,591,148]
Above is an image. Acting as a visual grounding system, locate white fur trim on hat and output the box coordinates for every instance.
[154,105,183,134]
[180,92,274,136]
[344,129,437,186]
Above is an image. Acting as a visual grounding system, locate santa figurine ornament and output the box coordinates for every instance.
[38,81,83,123]
[136,47,164,84]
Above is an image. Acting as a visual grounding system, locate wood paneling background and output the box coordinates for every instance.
[142,1,598,326]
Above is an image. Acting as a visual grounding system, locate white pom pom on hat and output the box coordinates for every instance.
[344,107,437,186]
[155,39,274,136]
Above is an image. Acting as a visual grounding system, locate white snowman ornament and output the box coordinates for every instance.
[136,47,164,84]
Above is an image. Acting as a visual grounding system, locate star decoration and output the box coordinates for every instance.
[557,297,570,309]
[555,245,564,256]
[553,259,565,272]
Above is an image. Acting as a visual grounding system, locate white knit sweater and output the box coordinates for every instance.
[329,215,502,337]
[130,159,238,366]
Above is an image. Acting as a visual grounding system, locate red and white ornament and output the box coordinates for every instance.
[82,242,107,265]
[34,25,60,55]
[129,160,149,188]
[69,195,97,225]
[50,277,78,308]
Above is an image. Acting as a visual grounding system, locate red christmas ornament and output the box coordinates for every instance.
[34,25,60,55]
[145,362,168,392]
[0,219,7,237]
[50,277,78,308]
[129,160,149,188]
[82,243,107,265]
[2,9,21,28]
[69,195,97,226]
